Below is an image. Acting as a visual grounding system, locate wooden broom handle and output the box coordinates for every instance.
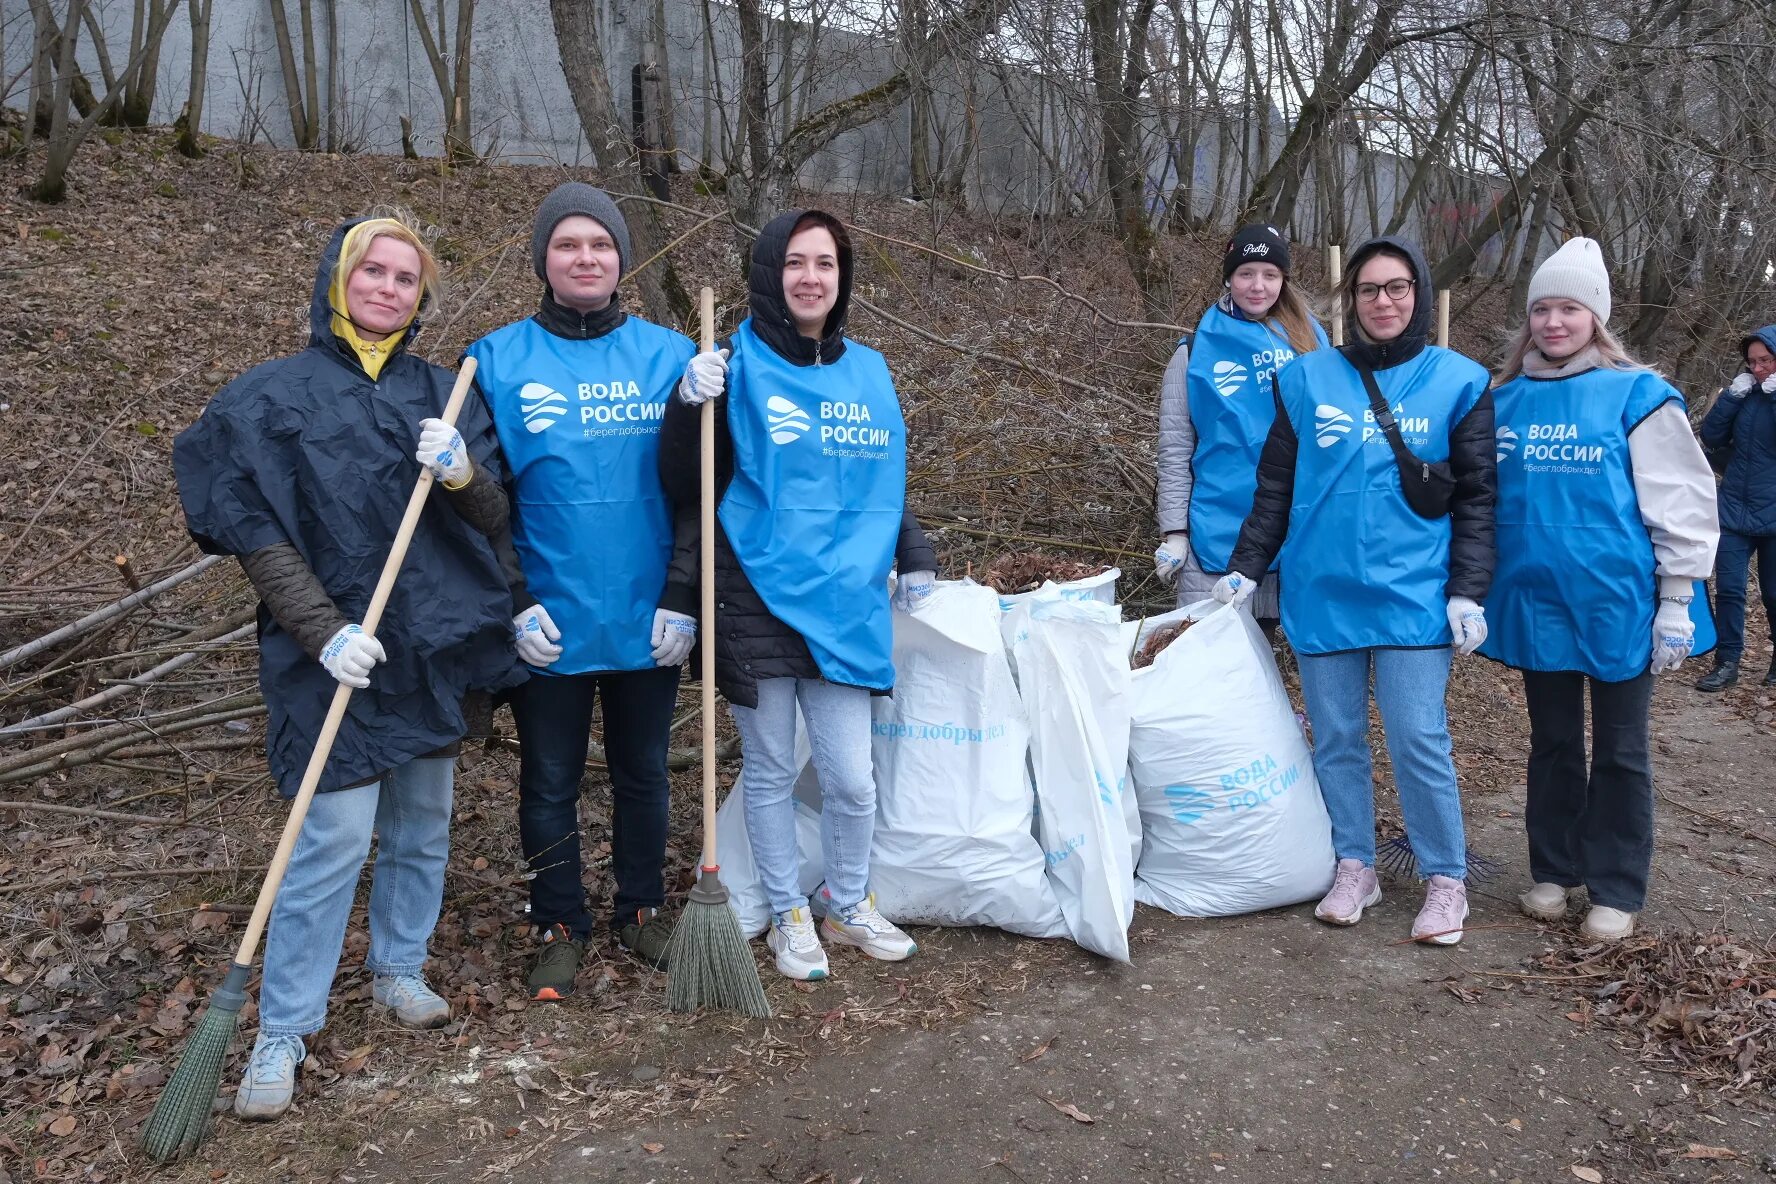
[698,287,720,869]
[230,356,480,964]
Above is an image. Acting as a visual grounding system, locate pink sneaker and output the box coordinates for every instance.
[1412,875,1469,945]
[1314,858,1381,925]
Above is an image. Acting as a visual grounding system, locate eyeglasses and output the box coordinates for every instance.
[1355,278,1416,303]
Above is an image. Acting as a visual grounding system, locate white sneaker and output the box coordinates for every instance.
[1519,882,1571,922]
[819,891,918,961]
[234,1033,304,1120]
[1579,905,1636,942]
[767,907,829,981]
[372,973,451,1028]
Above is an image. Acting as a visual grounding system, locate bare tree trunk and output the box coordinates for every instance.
[119,0,177,128]
[406,0,476,161]
[549,0,692,324]
[903,0,933,199]
[267,0,314,148]
[1086,0,1169,319]
[31,0,84,201]
[175,0,213,156]
[323,0,339,151]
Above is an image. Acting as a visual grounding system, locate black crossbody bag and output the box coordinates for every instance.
[1356,365,1456,520]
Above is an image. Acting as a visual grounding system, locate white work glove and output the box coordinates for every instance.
[1650,599,1696,675]
[650,608,697,666]
[416,418,472,487]
[1446,595,1487,656]
[1763,374,1776,395]
[513,603,564,667]
[319,624,386,689]
[1211,571,1257,608]
[1154,535,1189,586]
[1728,373,1754,398]
[892,569,937,612]
[677,348,730,406]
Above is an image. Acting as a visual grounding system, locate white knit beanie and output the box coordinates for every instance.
[1526,237,1610,322]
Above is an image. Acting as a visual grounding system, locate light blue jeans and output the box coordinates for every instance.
[258,756,455,1037]
[1296,647,1467,879]
[730,678,875,915]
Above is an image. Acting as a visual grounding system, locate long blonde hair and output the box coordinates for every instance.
[1493,316,1653,387]
[1262,278,1323,356]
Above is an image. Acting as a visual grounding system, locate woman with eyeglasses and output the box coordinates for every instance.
[1215,235,1497,946]
[1153,225,1327,630]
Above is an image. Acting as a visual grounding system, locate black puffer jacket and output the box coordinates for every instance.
[658,210,936,708]
[1227,235,1496,602]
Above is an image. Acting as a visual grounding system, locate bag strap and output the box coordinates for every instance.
[1355,362,1425,477]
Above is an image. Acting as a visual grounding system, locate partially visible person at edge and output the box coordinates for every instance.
[657,209,934,981]
[1153,223,1327,631]
[1215,235,1497,945]
[464,184,698,1001]
[1478,238,1718,943]
[172,213,525,1120]
[1695,324,1776,691]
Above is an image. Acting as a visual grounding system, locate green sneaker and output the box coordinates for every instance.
[616,907,674,971]
[526,923,586,1002]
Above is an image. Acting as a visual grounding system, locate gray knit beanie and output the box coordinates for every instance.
[1526,237,1610,323]
[531,182,630,279]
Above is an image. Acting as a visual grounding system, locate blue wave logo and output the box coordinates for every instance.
[1495,425,1519,463]
[1212,360,1247,398]
[1314,404,1353,448]
[519,382,568,434]
[1163,784,1216,826]
[767,395,811,445]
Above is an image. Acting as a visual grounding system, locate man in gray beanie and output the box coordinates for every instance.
[465,181,698,998]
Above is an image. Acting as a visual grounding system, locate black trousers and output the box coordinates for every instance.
[1520,669,1655,912]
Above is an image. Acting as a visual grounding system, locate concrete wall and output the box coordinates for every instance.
[1,0,1525,268]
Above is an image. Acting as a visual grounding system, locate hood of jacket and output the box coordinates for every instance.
[1740,324,1776,367]
[1341,234,1434,371]
[747,209,851,366]
[310,219,426,374]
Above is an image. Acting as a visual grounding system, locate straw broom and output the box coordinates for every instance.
[664,287,771,1018]
[139,357,481,1162]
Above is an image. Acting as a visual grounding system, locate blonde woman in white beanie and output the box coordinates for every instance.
[1479,237,1719,941]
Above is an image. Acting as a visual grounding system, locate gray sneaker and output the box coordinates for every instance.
[372,973,451,1028]
[234,1033,304,1120]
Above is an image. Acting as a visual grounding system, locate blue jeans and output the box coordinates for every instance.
[1296,647,1467,879]
[730,678,874,915]
[1712,529,1776,660]
[512,666,680,940]
[259,756,455,1037]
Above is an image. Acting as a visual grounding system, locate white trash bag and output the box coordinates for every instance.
[1015,598,1135,961]
[868,581,1066,938]
[1127,602,1335,917]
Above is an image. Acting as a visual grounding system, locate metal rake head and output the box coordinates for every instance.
[1374,835,1501,885]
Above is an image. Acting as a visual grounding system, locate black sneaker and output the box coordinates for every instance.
[526,923,586,1001]
[616,907,674,971]
[1696,659,1740,692]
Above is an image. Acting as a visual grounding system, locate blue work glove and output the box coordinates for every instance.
[650,608,696,666]
[1211,571,1257,608]
[893,570,937,612]
[1650,599,1695,675]
[1446,596,1487,656]
[1154,534,1188,586]
[513,604,563,667]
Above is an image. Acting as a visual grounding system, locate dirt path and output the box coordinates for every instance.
[383,675,1776,1184]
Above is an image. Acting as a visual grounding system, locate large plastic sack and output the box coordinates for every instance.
[997,572,1142,872]
[867,582,1067,937]
[1015,598,1135,961]
[1128,602,1335,917]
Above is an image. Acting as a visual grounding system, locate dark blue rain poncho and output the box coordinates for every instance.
[173,220,523,798]
[1701,325,1776,536]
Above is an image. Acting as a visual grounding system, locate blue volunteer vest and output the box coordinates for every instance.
[1185,305,1329,572]
[468,315,695,673]
[720,319,907,691]
[1480,368,1710,681]
[1276,346,1489,654]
